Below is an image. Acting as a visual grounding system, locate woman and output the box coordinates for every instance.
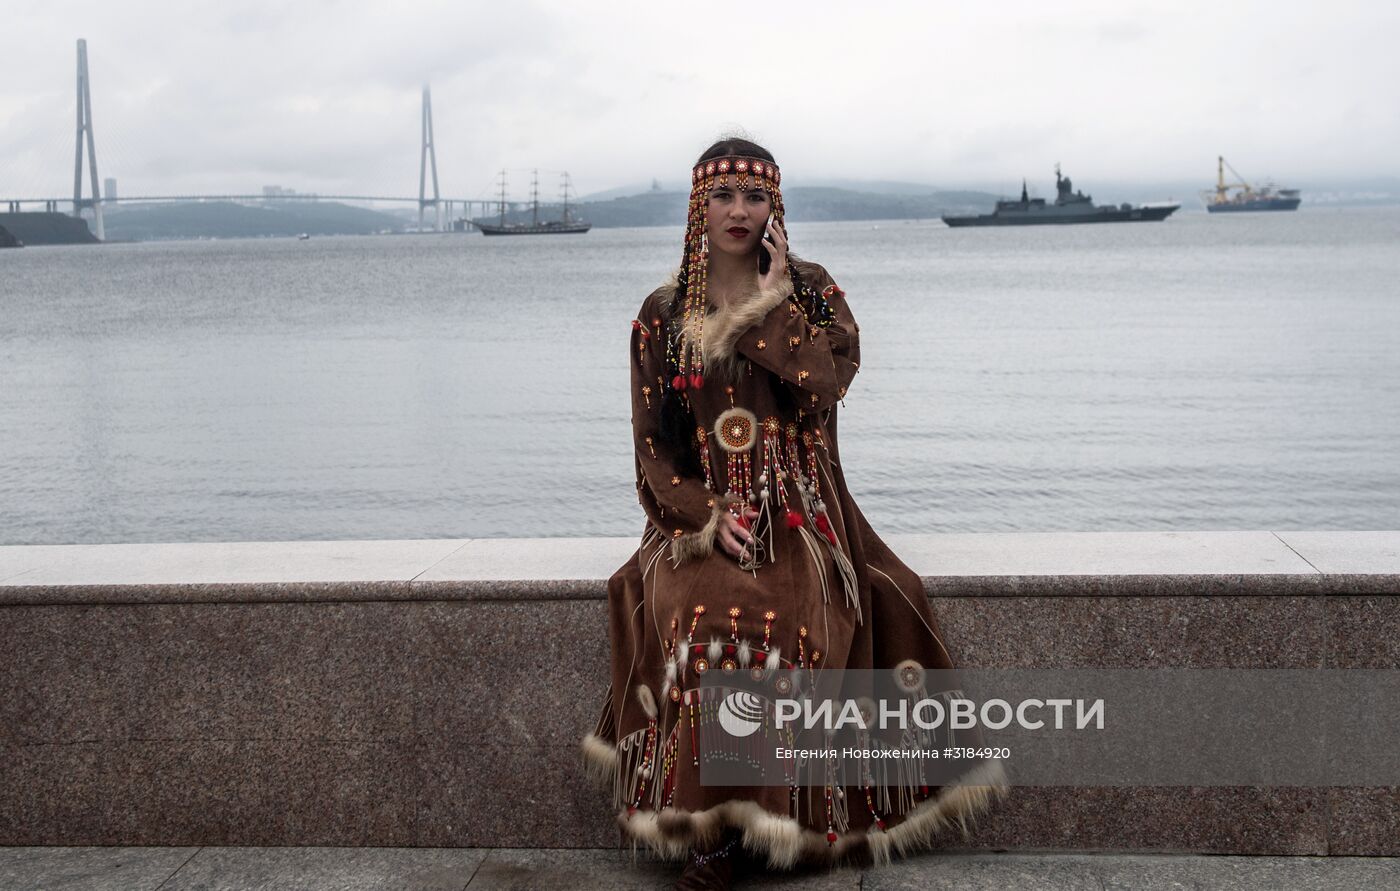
[584,137,1007,889]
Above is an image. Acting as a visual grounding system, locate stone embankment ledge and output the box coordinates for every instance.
[2,531,1398,854]
[4,530,1397,605]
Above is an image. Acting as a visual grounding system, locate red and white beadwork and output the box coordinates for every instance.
[714,407,758,453]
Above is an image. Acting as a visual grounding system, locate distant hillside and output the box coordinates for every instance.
[582,175,1400,214]
[580,178,988,201]
[480,186,1000,229]
[0,212,99,245]
[103,201,405,240]
[780,187,998,221]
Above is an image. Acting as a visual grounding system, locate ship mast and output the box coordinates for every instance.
[530,169,539,226]
[560,172,574,224]
[497,169,508,226]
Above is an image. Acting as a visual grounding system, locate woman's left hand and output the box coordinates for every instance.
[759,215,788,291]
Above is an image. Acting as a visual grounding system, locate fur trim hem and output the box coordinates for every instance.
[608,758,1009,871]
[867,759,1009,866]
[581,732,620,786]
[668,499,730,566]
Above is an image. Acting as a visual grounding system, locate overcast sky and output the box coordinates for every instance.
[3,0,1397,201]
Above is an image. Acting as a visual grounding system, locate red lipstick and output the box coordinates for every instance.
[726,227,750,238]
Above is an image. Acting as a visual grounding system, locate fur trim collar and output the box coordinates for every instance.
[656,267,795,384]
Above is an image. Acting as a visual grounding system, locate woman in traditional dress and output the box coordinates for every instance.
[584,137,1008,889]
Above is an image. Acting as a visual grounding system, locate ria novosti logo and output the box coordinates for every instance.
[716,691,1104,736]
[717,690,767,737]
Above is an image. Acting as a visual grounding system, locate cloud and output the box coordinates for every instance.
[2,0,1397,201]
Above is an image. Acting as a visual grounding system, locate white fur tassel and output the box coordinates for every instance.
[676,637,690,673]
[708,637,723,664]
[662,658,678,699]
[636,684,657,721]
[737,639,752,668]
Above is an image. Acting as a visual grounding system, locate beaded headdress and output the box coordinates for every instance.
[671,155,785,393]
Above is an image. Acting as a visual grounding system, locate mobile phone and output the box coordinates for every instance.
[757,214,775,275]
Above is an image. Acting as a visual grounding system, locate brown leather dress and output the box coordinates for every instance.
[584,259,1007,869]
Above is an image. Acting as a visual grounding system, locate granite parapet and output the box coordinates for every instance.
[2,532,1397,852]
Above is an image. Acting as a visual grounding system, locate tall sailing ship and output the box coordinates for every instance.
[475,170,592,235]
[1202,156,1301,213]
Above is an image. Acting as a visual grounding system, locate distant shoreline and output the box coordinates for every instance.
[6,194,1396,244]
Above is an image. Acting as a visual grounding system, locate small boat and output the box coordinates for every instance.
[1202,156,1301,213]
[297,232,311,240]
[475,170,592,235]
[942,166,1179,227]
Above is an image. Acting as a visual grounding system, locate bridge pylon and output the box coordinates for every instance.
[418,85,441,232]
[72,39,104,241]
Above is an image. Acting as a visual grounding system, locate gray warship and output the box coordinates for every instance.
[942,166,1180,227]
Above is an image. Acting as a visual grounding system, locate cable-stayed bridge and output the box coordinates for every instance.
[1,40,508,238]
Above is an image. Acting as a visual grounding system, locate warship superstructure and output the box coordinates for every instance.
[942,166,1179,227]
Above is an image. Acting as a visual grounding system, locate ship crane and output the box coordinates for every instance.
[1200,155,1300,213]
[1214,155,1253,202]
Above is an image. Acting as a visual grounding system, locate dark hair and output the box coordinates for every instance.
[697,137,775,165]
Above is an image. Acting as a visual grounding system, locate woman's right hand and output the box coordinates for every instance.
[718,507,761,559]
